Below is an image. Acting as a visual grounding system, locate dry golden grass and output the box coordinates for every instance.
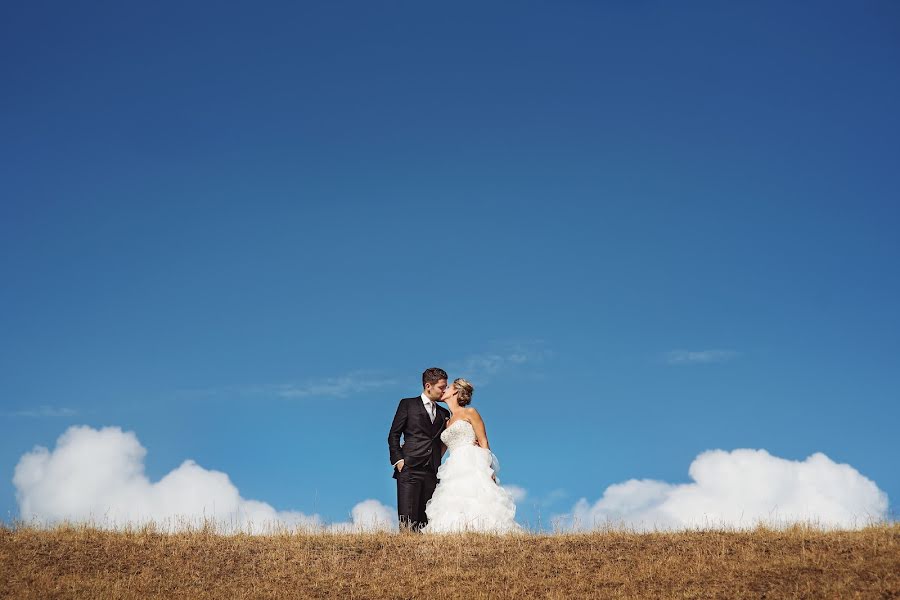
[1,522,897,599]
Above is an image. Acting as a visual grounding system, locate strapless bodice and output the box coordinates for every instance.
[440,419,477,450]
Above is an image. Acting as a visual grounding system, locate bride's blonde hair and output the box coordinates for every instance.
[452,378,474,406]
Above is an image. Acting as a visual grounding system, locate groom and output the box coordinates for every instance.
[387,367,451,532]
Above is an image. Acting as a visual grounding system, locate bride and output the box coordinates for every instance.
[422,378,522,533]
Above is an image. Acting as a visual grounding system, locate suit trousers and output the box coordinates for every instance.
[396,464,438,532]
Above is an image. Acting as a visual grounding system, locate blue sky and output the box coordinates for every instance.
[1,2,898,528]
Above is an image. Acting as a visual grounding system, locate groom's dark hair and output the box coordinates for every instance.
[422,367,448,387]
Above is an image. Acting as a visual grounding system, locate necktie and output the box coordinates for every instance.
[427,401,435,422]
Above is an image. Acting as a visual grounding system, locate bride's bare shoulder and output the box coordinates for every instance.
[463,407,482,420]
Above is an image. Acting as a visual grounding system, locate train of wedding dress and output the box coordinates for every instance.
[422,419,522,534]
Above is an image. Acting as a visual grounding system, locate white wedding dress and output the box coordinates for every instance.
[422,419,522,534]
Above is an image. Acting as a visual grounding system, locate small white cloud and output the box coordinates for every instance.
[502,485,527,503]
[4,406,78,418]
[328,499,396,532]
[554,449,888,531]
[664,349,738,365]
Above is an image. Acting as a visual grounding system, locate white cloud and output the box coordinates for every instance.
[4,406,78,418]
[664,349,738,365]
[328,499,396,532]
[12,425,395,534]
[270,374,399,399]
[554,449,888,531]
[535,488,568,507]
[247,371,399,400]
[180,344,550,404]
[175,371,400,403]
[502,484,528,503]
[449,342,550,384]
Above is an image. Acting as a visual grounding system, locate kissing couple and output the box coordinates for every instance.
[387,367,521,533]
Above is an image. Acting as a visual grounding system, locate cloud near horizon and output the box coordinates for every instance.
[555,449,888,531]
[14,427,888,534]
[502,484,527,503]
[13,425,395,533]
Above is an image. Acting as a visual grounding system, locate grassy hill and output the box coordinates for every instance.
[1,523,897,599]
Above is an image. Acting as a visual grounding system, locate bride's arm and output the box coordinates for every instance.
[467,409,498,481]
[467,408,490,451]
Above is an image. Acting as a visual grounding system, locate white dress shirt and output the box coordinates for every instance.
[393,394,438,468]
[421,392,436,422]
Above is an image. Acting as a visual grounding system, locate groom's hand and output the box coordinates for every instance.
[395,459,405,472]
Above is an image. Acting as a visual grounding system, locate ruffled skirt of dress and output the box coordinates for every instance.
[423,446,522,534]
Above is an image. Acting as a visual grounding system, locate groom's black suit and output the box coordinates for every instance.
[387,395,449,531]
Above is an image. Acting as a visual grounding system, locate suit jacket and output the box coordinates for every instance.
[387,395,450,478]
